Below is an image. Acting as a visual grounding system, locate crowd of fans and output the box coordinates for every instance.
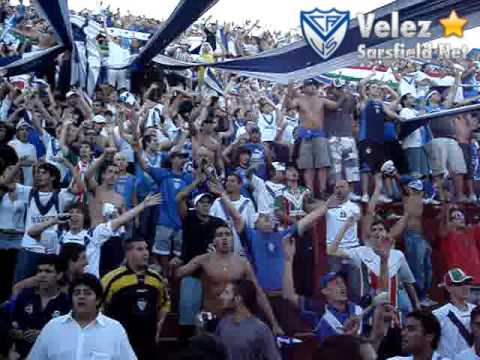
[0,1,479,359]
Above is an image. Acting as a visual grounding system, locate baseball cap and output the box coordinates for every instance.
[319,271,347,289]
[272,162,286,172]
[66,90,78,98]
[192,193,214,206]
[425,90,440,102]
[16,120,31,130]
[303,79,318,87]
[438,268,473,287]
[119,91,136,106]
[93,115,106,124]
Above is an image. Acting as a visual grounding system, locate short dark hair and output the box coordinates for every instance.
[231,279,257,313]
[124,236,148,252]
[64,201,91,229]
[37,162,61,189]
[227,173,243,184]
[59,243,86,264]
[213,224,232,237]
[69,273,104,306]
[370,219,389,232]
[406,310,441,350]
[37,254,63,273]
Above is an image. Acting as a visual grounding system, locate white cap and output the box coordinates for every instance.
[66,91,77,98]
[119,91,136,106]
[272,162,286,172]
[93,115,106,124]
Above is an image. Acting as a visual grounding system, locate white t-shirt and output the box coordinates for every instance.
[43,131,69,181]
[433,302,476,359]
[257,111,278,142]
[400,107,422,149]
[19,184,75,253]
[8,138,37,186]
[0,185,28,232]
[326,200,360,249]
[145,104,165,129]
[455,347,480,360]
[108,41,130,67]
[58,222,120,278]
[250,177,286,214]
[209,195,256,254]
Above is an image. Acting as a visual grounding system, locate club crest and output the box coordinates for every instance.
[300,8,350,60]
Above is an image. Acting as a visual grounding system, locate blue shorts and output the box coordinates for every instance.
[152,225,182,256]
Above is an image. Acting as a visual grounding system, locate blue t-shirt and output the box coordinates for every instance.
[244,143,267,179]
[241,227,295,291]
[384,121,397,141]
[115,174,136,209]
[299,299,361,344]
[147,166,193,229]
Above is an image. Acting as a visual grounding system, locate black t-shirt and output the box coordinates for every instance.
[12,288,71,331]
[181,210,225,264]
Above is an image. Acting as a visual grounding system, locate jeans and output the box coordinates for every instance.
[179,276,203,326]
[403,230,432,300]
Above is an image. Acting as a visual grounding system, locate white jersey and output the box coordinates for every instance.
[433,302,476,359]
[20,184,75,253]
[326,200,360,249]
[257,111,278,142]
[250,176,286,214]
[8,139,37,186]
[455,347,480,360]
[58,222,120,278]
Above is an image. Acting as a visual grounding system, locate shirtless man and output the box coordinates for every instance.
[392,173,434,306]
[455,113,479,202]
[85,147,125,227]
[284,79,345,197]
[192,117,225,179]
[174,223,283,335]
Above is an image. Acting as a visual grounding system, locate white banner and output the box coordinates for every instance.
[106,27,151,41]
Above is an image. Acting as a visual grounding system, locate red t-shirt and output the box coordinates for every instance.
[440,225,480,282]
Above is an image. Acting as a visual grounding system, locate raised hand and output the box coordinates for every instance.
[143,193,162,207]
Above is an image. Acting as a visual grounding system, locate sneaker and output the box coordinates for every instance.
[469,194,478,203]
[361,194,370,203]
[379,194,393,204]
[381,160,397,177]
[423,197,441,205]
[349,193,362,202]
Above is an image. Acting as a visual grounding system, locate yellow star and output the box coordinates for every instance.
[439,10,468,37]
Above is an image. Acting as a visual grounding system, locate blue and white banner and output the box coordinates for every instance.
[146,0,480,84]
[70,15,102,96]
[0,45,65,77]
[106,27,151,41]
[130,0,219,69]
[34,0,73,49]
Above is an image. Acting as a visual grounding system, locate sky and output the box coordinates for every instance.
[11,0,480,47]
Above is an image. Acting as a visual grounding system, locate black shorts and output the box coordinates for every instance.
[384,140,407,174]
[359,140,384,173]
